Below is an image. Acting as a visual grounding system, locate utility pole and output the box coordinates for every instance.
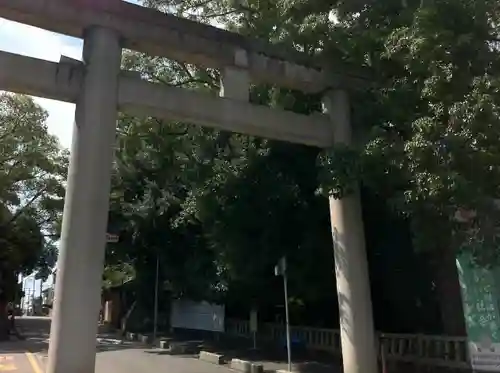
[275,257,292,372]
[19,274,24,311]
[31,275,36,315]
[40,279,44,313]
[283,269,291,373]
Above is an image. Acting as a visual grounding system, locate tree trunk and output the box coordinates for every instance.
[433,245,466,336]
[0,299,9,341]
[120,300,136,334]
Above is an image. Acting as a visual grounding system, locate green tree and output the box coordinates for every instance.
[317,0,500,334]
[140,0,442,328]
[120,39,341,321]
[104,0,500,335]
[0,93,67,339]
[104,112,222,324]
[164,0,500,334]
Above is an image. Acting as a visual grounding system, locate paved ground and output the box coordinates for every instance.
[166,330,343,373]
[0,339,44,373]
[1,335,231,373]
[1,317,470,373]
[7,317,342,373]
[1,317,223,373]
[35,346,241,373]
[3,317,256,373]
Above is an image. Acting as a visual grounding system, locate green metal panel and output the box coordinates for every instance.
[457,252,500,371]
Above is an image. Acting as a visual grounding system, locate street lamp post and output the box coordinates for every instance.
[275,257,292,372]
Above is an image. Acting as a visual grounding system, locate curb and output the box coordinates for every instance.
[199,351,224,365]
[230,358,264,373]
[159,340,170,349]
[156,340,188,354]
[170,342,188,354]
[138,334,151,344]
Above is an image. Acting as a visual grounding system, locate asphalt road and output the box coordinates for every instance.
[97,348,234,373]
[3,317,451,373]
[34,345,236,373]
[0,340,44,373]
[8,317,233,373]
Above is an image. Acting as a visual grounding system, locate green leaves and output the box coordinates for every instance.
[315,0,500,261]
[316,144,361,199]
[0,93,67,299]
[101,0,500,330]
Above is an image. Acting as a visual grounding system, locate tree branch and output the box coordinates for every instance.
[183,0,212,10]
[1,186,48,228]
[200,9,243,18]
[153,118,189,136]
[153,66,219,90]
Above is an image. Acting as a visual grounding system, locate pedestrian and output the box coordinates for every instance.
[7,303,24,340]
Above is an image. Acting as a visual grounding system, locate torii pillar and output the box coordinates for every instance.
[323,90,378,373]
[47,27,122,373]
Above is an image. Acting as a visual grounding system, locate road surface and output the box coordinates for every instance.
[0,342,44,373]
[3,317,234,373]
[2,317,440,373]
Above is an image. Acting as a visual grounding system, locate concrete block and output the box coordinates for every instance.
[199,351,224,365]
[230,360,263,373]
[126,332,136,341]
[159,340,169,349]
[250,363,264,373]
[169,343,187,354]
[139,334,151,344]
[231,359,264,373]
[231,359,251,373]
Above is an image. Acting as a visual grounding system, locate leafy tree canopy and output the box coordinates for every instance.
[104,0,500,334]
[0,93,67,303]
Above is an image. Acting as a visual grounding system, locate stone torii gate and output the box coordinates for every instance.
[0,1,376,372]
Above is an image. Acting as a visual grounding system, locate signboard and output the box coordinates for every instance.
[457,253,500,371]
[106,233,119,243]
[170,299,225,332]
[250,309,258,333]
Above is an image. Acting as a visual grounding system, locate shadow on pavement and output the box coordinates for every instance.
[0,316,146,358]
[6,318,471,373]
[0,338,48,354]
[149,331,472,373]
[144,350,199,359]
[0,335,146,356]
[150,331,343,373]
